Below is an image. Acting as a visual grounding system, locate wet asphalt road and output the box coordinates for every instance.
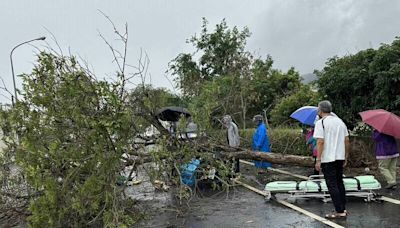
[138,188,324,228]
[141,188,400,228]
[138,164,400,228]
[291,196,400,228]
[140,187,400,228]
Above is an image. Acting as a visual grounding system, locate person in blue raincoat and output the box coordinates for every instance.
[252,114,271,170]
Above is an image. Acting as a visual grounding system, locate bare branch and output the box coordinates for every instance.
[0,77,14,99]
[97,30,123,73]
[27,43,42,54]
[77,54,98,81]
[97,10,127,42]
[122,22,128,75]
[43,27,64,57]
[144,51,150,81]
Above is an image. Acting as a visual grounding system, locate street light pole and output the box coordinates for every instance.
[10,36,46,104]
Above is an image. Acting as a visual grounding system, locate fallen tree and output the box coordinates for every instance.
[127,137,369,168]
[192,138,368,168]
[125,138,314,168]
[220,150,314,167]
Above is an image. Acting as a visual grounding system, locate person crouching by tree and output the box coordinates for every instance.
[252,114,271,174]
[222,115,240,174]
[314,100,350,219]
[372,129,399,189]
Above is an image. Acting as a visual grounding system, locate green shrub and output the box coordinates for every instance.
[0,53,140,227]
[351,122,372,137]
[240,127,311,156]
[240,127,378,167]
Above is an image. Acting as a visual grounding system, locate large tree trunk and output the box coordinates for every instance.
[220,150,314,167]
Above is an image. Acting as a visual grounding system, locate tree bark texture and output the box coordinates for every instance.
[220,150,314,167]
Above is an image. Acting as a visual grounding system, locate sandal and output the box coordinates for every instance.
[325,212,347,219]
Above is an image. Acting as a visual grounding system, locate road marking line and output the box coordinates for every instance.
[267,167,309,180]
[275,199,344,228]
[239,159,254,166]
[233,179,344,228]
[240,159,308,179]
[381,196,400,204]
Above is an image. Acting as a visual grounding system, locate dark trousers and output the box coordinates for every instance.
[234,158,240,173]
[226,158,240,175]
[313,156,319,175]
[321,160,346,213]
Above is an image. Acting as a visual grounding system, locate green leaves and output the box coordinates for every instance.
[169,18,251,98]
[0,52,140,227]
[316,37,400,128]
[270,85,319,125]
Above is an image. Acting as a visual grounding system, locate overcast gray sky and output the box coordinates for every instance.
[1,0,399,103]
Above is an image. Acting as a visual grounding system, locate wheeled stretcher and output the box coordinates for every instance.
[264,175,381,202]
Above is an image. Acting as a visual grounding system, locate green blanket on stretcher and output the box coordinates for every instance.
[264,175,381,192]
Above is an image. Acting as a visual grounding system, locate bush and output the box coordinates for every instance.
[239,127,378,168]
[0,52,140,227]
[351,122,372,137]
[240,127,311,156]
[348,136,376,167]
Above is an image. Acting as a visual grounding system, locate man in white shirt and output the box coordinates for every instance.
[314,100,350,219]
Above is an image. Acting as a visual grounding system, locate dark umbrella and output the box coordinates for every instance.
[155,106,191,122]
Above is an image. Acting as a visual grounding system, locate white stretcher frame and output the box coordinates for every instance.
[264,175,382,203]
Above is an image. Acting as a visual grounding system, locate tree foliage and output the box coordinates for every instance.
[1,52,141,227]
[270,85,319,126]
[169,18,251,98]
[129,85,184,113]
[316,37,400,127]
[248,61,303,115]
[170,19,304,127]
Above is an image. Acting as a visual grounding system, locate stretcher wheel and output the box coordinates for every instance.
[322,197,331,203]
[264,191,272,202]
[364,195,373,202]
[373,193,383,203]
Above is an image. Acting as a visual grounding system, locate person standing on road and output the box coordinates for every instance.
[222,115,240,173]
[186,117,198,139]
[372,129,399,189]
[304,127,319,175]
[314,100,350,219]
[252,114,271,172]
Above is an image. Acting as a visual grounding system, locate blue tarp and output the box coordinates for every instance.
[181,159,200,187]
